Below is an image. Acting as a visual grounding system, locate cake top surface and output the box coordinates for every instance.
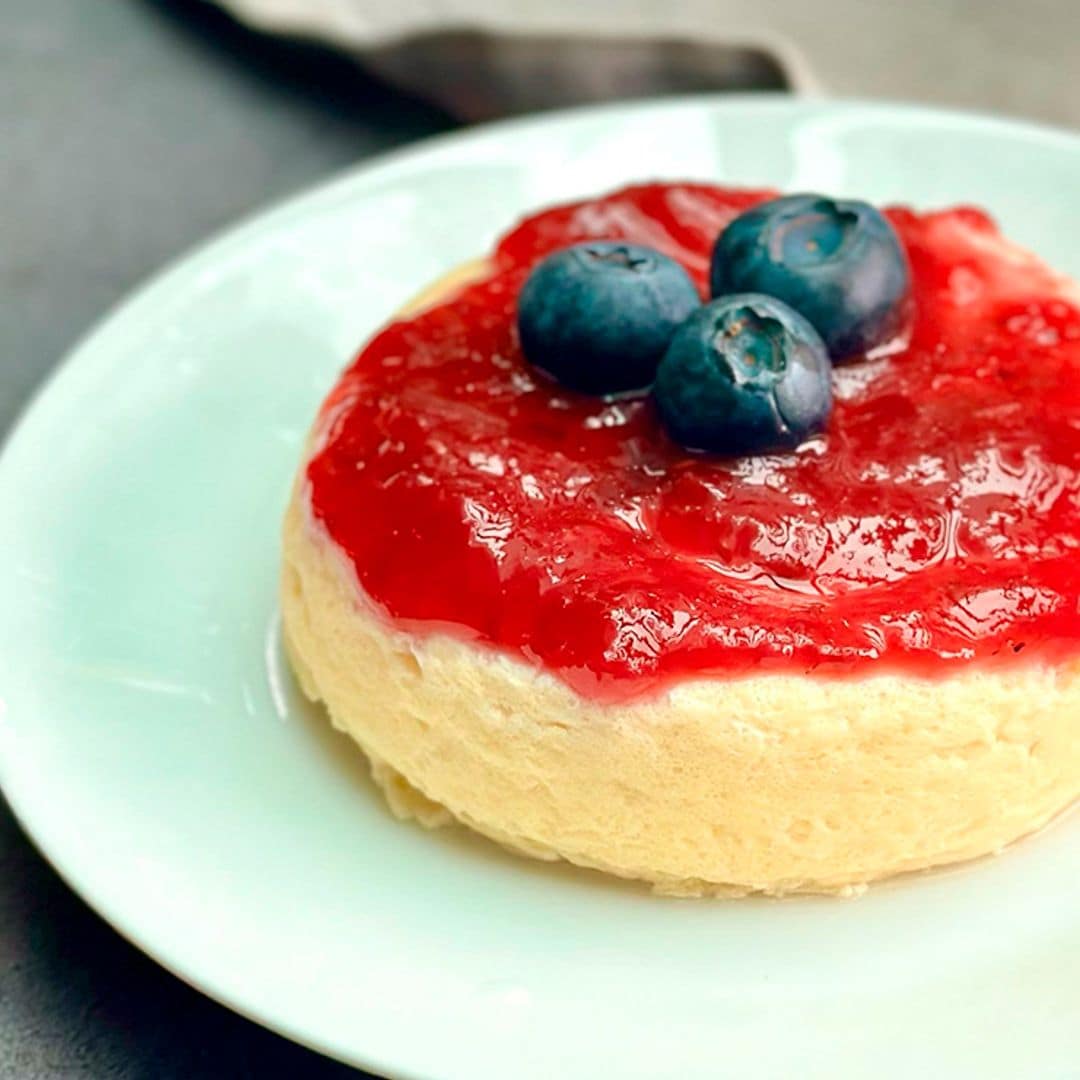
[305,183,1080,700]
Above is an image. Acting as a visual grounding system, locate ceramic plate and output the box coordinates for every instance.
[1,98,1077,1080]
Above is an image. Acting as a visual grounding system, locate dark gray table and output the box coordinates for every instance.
[3,1,1078,1077]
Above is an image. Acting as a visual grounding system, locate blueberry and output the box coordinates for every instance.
[710,194,910,359]
[654,294,832,455]
[517,241,700,395]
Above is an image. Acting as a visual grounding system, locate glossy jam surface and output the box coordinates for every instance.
[307,184,1080,699]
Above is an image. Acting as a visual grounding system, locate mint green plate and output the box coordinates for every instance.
[1,98,1077,1079]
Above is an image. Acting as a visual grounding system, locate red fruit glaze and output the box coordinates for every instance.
[306,184,1080,701]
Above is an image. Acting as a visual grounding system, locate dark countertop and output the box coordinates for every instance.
[2,1,1077,1077]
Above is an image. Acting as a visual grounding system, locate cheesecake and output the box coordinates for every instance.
[282,183,1080,896]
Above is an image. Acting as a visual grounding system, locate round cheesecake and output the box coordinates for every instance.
[282,184,1080,896]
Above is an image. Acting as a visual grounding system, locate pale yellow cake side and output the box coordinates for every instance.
[282,495,1078,896]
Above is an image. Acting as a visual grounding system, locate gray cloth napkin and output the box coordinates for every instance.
[209,0,818,120]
